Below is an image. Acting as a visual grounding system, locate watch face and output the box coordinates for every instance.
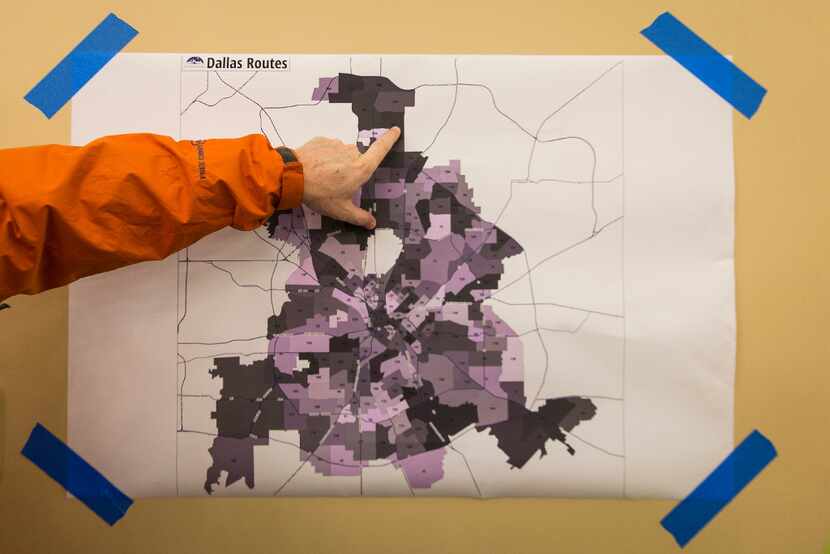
[276,146,298,163]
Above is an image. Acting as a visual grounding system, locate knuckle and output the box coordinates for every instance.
[360,165,376,181]
[354,159,372,176]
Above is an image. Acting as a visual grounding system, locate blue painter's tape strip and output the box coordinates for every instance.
[21,423,133,526]
[661,430,777,547]
[641,12,767,119]
[24,13,137,118]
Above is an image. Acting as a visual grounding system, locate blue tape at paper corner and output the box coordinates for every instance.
[24,13,138,119]
[21,422,133,526]
[660,430,777,548]
[641,11,767,119]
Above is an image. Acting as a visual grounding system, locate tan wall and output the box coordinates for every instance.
[1,1,828,552]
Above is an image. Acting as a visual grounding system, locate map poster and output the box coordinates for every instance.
[69,54,735,498]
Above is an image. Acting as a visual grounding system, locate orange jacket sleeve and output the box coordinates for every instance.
[0,133,303,301]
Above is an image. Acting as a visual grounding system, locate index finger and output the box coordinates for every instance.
[359,127,401,173]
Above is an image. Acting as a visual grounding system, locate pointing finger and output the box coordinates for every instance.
[335,200,376,230]
[359,127,401,174]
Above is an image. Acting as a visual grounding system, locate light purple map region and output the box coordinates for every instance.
[204,73,598,494]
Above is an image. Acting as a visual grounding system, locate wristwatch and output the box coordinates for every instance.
[273,146,304,211]
[275,146,298,164]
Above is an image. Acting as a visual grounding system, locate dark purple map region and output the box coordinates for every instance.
[204,73,597,494]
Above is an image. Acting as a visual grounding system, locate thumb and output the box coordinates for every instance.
[336,201,376,230]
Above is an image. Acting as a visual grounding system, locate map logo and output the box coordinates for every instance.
[182,54,289,71]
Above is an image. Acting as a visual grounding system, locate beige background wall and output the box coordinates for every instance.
[1,1,828,552]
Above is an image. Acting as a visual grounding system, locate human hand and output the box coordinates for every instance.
[295,127,401,230]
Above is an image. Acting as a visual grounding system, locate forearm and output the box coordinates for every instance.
[0,133,303,300]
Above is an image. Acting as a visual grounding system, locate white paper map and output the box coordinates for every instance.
[69,54,735,498]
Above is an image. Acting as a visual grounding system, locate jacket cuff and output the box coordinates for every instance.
[275,147,304,210]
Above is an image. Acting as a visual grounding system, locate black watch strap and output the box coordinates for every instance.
[275,146,298,164]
